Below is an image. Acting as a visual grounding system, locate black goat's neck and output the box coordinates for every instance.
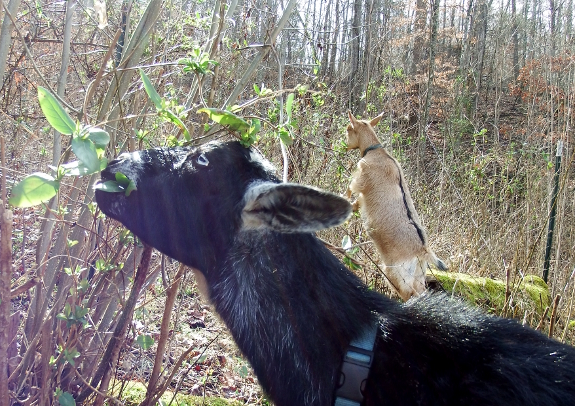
[207,230,386,406]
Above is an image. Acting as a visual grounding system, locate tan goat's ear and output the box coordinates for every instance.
[347,110,357,128]
[370,113,383,127]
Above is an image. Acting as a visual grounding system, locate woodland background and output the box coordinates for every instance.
[0,0,574,404]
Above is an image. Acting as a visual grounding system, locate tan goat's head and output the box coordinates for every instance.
[345,111,383,151]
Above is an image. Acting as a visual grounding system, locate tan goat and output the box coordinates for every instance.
[345,111,447,301]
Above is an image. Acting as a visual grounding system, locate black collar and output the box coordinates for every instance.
[361,143,382,157]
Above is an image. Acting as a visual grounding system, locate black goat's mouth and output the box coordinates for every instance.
[94,170,137,196]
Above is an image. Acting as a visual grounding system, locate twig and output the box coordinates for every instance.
[0,131,11,406]
[1,2,80,114]
[10,277,40,298]
[72,366,123,406]
[94,245,153,406]
[502,265,511,317]
[535,306,550,331]
[142,263,186,406]
[0,208,13,406]
[83,29,122,124]
[152,332,222,406]
[77,245,153,404]
[319,237,367,267]
[549,294,561,338]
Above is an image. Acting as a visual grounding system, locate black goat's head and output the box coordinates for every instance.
[95,141,351,274]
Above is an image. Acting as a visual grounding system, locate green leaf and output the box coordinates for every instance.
[285,93,295,121]
[343,256,362,271]
[115,172,130,185]
[94,180,124,193]
[72,138,100,173]
[342,235,352,251]
[115,172,137,196]
[58,392,76,406]
[85,127,110,148]
[248,118,261,137]
[278,127,293,146]
[37,87,75,135]
[136,334,154,350]
[125,180,137,196]
[238,119,261,147]
[9,173,59,207]
[74,306,89,318]
[197,108,250,132]
[163,110,190,141]
[253,84,261,95]
[139,69,163,109]
[61,157,107,176]
[94,172,137,196]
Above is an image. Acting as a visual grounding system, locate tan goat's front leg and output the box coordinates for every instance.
[345,185,360,212]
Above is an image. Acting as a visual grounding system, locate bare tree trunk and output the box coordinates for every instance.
[448,1,456,59]
[0,207,12,406]
[530,0,539,60]
[223,0,297,108]
[320,0,332,79]
[566,0,573,44]
[512,0,519,80]
[473,0,488,116]
[53,0,76,164]
[328,0,340,78]
[411,0,428,74]
[363,0,375,112]
[0,0,23,92]
[0,135,12,406]
[115,0,133,66]
[522,0,529,67]
[459,0,475,73]
[549,0,556,56]
[420,0,441,164]
[349,0,362,111]
[27,0,76,340]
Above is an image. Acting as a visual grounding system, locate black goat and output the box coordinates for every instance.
[95,140,575,406]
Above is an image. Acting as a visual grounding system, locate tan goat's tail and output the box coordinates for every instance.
[425,251,448,271]
[435,257,448,271]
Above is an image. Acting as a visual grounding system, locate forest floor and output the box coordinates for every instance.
[116,285,266,405]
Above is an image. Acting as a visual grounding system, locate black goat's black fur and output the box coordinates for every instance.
[96,141,575,405]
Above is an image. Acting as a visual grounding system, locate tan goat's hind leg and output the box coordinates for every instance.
[383,263,417,301]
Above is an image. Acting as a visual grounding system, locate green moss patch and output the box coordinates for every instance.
[431,271,550,317]
[109,381,244,406]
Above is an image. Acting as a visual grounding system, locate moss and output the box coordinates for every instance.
[108,381,243,406]
[431,271,550,317]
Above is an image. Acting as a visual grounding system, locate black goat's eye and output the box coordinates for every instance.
[197,153,209,166]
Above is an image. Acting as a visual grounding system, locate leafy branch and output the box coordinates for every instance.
[9,87,110,208]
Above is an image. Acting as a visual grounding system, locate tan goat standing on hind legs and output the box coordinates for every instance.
[345,111,447,301]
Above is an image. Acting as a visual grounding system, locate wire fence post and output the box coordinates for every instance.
[543,140,563,283]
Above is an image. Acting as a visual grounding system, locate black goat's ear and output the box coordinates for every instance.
[242,183,352,233]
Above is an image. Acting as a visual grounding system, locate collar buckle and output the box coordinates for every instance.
[335,345,374,404]
[334,320,379,406]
